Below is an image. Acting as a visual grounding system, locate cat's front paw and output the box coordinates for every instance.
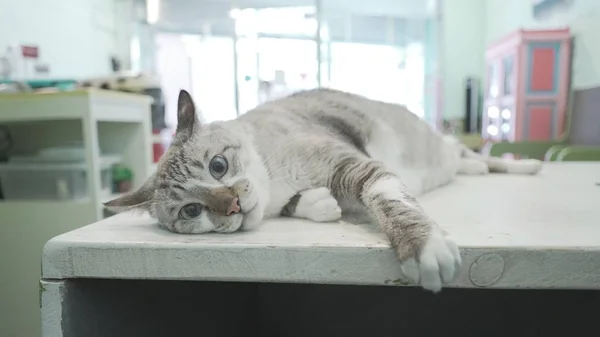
[400,227,461,292]
[296,187,342,222]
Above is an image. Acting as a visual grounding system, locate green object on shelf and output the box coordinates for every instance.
[113,165,133,182]
[545,144,569,161]
[0,79,77,91]
[490,140,600,161]
[556,146,600,161]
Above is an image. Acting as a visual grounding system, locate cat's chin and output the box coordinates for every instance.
[213,222,243,233]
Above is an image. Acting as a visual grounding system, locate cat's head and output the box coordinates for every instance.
[104,90,269,234]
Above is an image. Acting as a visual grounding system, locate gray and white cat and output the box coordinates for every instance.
[106,88,541,292]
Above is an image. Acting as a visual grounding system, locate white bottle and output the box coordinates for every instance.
[56,179,70,200]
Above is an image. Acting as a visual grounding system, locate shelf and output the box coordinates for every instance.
[0,198,92,206]
[0,88,154,337]
[0,89,152,123]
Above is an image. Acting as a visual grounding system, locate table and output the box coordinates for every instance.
[40,163,600,337]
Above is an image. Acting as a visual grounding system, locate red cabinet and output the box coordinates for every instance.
[482,28,572,142]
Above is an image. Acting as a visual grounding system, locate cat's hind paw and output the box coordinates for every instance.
[400,228,461,292]
[508,159,542,175]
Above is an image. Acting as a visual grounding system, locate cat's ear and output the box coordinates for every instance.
[103,174,156,213]
[174,89,200,144]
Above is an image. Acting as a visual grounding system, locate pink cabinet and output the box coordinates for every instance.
[482,28,572,142]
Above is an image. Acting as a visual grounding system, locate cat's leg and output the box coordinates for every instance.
[485,156,542,174]
[442,135,487,176]
[461,146,542,175]
[457,158,489,175]
[328,154,461,292]
[281,187,342,222]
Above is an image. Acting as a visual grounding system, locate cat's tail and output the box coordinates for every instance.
[458,145,542,175]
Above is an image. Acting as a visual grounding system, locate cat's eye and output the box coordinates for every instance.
[179,203,203,220]
[209,155,228,179]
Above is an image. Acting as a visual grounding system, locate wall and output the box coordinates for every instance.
[440,0,600,121]
[0,0,126,79]
[485,0,600,89]
[440,0,486,120]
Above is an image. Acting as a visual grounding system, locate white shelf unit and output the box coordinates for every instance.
[0,89,153,337]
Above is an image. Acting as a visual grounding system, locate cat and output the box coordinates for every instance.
[105,88,542,292]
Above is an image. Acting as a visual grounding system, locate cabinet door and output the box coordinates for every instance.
[523,102,557,141]
[500,54,516,141]
[525,42,561,97]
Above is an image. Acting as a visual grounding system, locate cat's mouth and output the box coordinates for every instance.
[241,203,257,215]
[239,198,263,230]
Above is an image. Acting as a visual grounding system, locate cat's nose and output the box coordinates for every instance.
[227,198,241,216]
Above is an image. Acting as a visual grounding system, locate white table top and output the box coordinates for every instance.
[42,163,600,289]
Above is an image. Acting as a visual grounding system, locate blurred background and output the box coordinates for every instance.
[2,0,600,336]
[151,0,435,124]
[1,0,441,127]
